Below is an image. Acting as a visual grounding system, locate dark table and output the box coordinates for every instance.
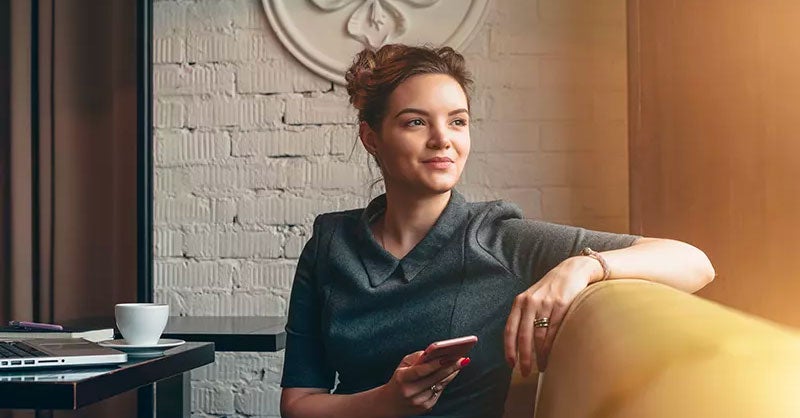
[60,315,286,416]
[0,342,214,416]
[65,315,287,352]
[162,316,286,352]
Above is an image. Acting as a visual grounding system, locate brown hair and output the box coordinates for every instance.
[345,44,473,130]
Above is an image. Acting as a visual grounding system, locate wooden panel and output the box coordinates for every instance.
[51,0,138,323]
[629,0,800,327]
[49,1,139,417]
[0,0,10,325]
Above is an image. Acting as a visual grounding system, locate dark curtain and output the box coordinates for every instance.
[2,1,140,417]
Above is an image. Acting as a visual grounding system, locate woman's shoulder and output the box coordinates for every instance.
[464,198,525,225]
[312,208,363,230]
[463,197,564,244]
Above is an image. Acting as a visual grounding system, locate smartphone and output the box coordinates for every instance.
[415,335,478,365]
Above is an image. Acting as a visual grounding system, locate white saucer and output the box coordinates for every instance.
[98,338,186,352]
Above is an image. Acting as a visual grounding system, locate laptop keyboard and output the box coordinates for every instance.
[0,342,48,359]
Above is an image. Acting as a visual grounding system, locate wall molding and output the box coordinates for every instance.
[263,0,491,84]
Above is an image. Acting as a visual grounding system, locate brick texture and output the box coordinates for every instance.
[153,0,630,415]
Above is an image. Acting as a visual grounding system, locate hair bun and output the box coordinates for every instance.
[345,50,378,111]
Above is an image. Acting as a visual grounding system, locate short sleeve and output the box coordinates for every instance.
[477,201,641,286]
[280,215,336,390]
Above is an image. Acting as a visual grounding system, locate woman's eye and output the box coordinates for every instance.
[451,118,468,127]
[406,119,425,127]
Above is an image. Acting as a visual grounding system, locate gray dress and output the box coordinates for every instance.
[280,190,639,417]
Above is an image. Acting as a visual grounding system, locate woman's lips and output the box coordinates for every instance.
[423,159,454,169]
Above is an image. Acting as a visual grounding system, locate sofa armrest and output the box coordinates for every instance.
[534,279,800,418]
[503,366,539,418]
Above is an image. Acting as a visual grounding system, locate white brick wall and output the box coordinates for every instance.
[153,0,629,415]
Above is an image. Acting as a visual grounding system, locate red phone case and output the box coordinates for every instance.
[416,335,478,365]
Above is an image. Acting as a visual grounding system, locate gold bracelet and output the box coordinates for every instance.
[580,247,611,281]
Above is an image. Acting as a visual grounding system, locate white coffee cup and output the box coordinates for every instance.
[115,303,169,346]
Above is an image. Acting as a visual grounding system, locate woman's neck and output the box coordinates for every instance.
[377,188,451,259]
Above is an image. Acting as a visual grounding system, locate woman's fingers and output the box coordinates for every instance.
[440,369,460,386]
[509,259,594,374]
[416,359,466,390]
[410,381,445,411]
[511,287,556,377]
[400,358,449,381]
[504,296,522,368]
[400,351,424,367]
[517,294,539,377]
[533,305,556,372]
[435,358,463,388]
[388,354,469,415]
[398,357,467,390]
[524,306,553,376]
[537,303,567,371]
[414,369,461,409]
[436,370,461,392]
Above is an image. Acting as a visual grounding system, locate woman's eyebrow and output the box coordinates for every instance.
[395,108,429,118]
[394,108,470,118]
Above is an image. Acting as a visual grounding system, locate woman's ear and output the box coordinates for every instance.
[359,121,379,156]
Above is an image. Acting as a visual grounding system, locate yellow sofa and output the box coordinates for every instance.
[503,279,800,418]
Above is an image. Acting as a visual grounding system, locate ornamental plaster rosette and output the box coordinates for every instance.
[263,0,491,84]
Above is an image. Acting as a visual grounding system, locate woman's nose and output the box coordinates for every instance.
[427,123,451,149]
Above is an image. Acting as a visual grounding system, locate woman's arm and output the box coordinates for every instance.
[505,236,715,375]
[281,387,392,418]
[589,237,716,292]
[281,353,467,418]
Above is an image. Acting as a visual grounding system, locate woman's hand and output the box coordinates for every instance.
[504,256,604,375]
[377,351,469,417]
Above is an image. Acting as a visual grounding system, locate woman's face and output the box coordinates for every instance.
[363,73,471,196]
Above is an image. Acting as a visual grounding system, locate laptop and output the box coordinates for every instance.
[0,338,127,370]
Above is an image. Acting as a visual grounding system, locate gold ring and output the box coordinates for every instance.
[534,317,550,328]
[431,383,443,394]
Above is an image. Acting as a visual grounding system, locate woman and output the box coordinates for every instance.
[279,44,715,418]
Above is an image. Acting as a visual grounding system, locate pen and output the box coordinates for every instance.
[8,321,64,331]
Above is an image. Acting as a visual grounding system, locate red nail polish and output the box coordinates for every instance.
[459,357,471,367]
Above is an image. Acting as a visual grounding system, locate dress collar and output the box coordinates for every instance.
[358,190,469,288]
